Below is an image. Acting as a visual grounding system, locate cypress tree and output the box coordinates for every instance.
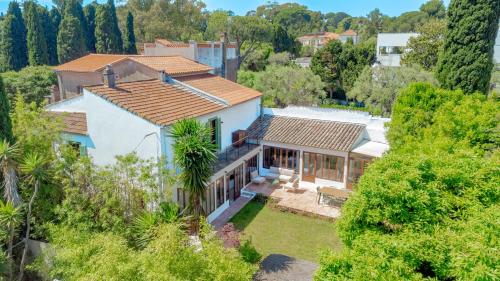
[50,7,62,36]
[2,1,28,70]
[436,0,500,94]
[123,11,137,54]
[0,77,13,143]
[40,7,58,65]
[57,14,86,63]
[24,1,49,66]
[0,15,17,72]
[95,1,123,54]
[64,0,89,53]
[84,3,97,53]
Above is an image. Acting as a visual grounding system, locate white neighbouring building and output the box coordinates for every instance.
[48,55,389,222]
[376,33,419,66]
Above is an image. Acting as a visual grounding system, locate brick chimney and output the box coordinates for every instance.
[102,65,116,88]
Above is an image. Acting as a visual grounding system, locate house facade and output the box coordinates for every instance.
[376,33,419,66]
[48,55,389,223]
[143,39,238,81]
[297,30,359,50]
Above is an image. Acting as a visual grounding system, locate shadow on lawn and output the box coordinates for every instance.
[229,200,265,230]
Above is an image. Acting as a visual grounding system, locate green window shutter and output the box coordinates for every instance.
[79,145,87,156]
[216,117,222,150]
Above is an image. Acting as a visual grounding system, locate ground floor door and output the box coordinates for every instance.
[302,152,316,182]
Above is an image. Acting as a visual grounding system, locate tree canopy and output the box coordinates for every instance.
[435,0,500,94]
[401,19,446,70]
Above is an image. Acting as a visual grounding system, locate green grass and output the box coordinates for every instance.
[229,201,342,262]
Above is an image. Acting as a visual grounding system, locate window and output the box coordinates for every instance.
[245,154,258,185]
[304,152,345,182]
[262,146,298,171]
[208,117,221,150]
[347,156,372,189]
[68,141,87,157]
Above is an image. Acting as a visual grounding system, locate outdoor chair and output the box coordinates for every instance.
[283,175,299,192]
[250,170,266,185]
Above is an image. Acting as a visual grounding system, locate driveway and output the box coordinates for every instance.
[254,254,318,281]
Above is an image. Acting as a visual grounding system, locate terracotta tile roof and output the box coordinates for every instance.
[247,115,365,152]
[341,29,357,36]
[53,54,127,72]
[49,111,88,135]
[129,56,213,76]
[84,79,224,126]
[155,39,190,48]
[176,73,262,106]
[54,54,213,76]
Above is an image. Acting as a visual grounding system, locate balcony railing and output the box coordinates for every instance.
[214,136,259,173]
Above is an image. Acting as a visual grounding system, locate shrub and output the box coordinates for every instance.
[239,239,262,264]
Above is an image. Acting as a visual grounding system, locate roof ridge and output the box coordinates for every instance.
[265,114,367,127]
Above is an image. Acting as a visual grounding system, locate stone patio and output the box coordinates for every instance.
[245,181,341,219]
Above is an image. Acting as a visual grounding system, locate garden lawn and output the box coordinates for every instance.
[230,201,342,262]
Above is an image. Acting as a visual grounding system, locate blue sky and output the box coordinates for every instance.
[0,0,450,17]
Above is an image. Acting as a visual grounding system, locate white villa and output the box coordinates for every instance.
[376,33,419,66]
[47,55,389,222]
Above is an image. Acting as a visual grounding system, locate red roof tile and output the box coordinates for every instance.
[49,111,88,135]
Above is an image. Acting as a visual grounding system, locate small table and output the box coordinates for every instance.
[317,187,351,204]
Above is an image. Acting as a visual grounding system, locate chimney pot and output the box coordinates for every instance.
[102,65,116,88]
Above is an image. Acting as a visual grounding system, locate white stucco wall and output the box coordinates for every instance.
[47,89,162,166]
[376,33,418,66]
[197,98,261,150]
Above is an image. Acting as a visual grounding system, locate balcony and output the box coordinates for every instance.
[214,137,259,173]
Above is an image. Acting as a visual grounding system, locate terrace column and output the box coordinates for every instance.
[343,153,350,189]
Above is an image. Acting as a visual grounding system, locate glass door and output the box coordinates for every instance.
[302,152,316,182]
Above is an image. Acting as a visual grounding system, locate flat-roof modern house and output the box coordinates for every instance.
[47,55,389,222]
[376,33,418,66]
[143,39,238,81]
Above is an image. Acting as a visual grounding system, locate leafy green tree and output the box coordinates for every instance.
[171,119,216,233]
[0,2,28,71]
[420,0,446,18]
[83,2,97,53]
[316,84,499,280]
[272,24,299,55]
[1,66,58,105]
[204,10,231,40]
[347,65,438,116]
[268,52,292,66]
[18,152,48,281]
[272,3,322,37]
[0,77,13,143]
[252,65,326,107]
[240,43,273,71]
[338,38,376,92]
[123,11,138,54]
[57,15,86,63]
[95,1,123,54]
[231,16,273,69]
[0,200,22,281]
[401,19,446,70]
[24,1,49,66]
[40,6,58,65]
[311,40,343,97]
[435,0,500,94]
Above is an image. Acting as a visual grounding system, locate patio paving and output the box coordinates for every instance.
[245,182,341,219]
[211,195,253,229]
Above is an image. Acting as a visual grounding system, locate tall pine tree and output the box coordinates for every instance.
[0,1,28,70]
[123,11,137,54]
[40,6,58,65]
[57,14,86,63]
[24,1,49,66]
[84,3,97,53]
[95,0,123,54]
[0,77,13,143]
[436,0,500,94]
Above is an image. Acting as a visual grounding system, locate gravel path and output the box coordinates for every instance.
[254,254,318,281]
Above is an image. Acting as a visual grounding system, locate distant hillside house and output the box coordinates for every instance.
[298,30,359,50]
[376,33,418,67]
[143,39,238,81]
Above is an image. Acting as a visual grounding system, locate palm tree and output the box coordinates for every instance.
[0,201,22,281]
[171,119,216,233]
[18,153,47,281]
[0,141,21,207]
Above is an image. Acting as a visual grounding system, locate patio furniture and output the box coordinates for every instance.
[265,167,294,182]
[283,175,299,192]
[250,170,266,185]
[317,186,351,206]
